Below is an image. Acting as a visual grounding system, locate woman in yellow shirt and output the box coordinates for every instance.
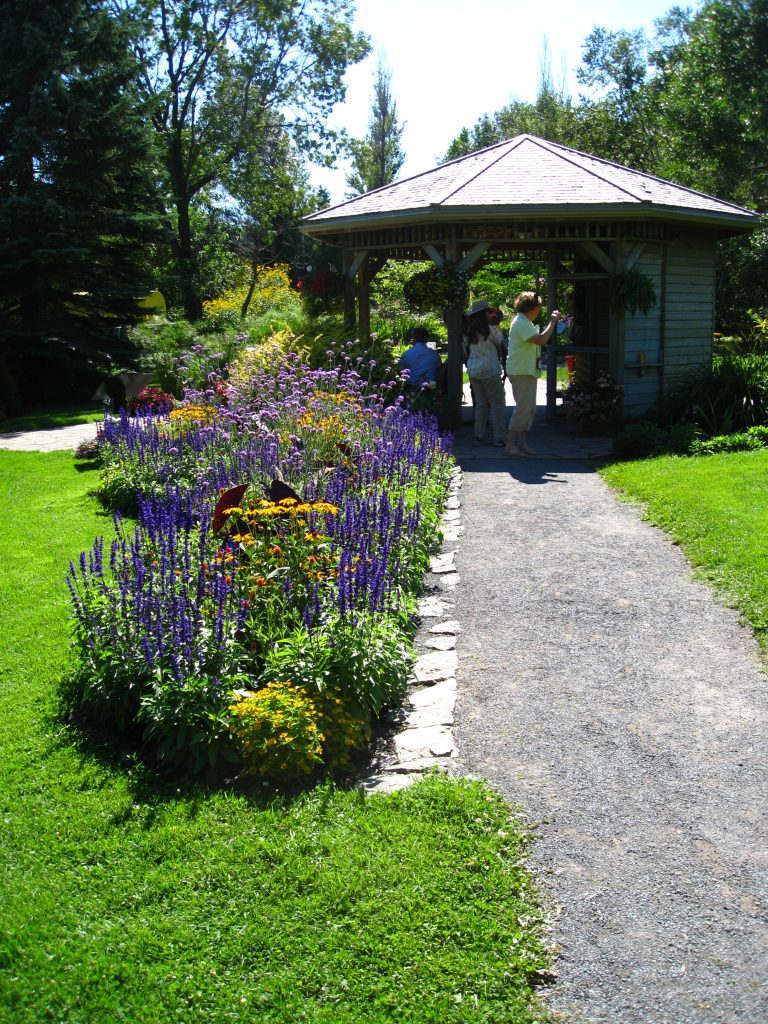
[505,291,559,456]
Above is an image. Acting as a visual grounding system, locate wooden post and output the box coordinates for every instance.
[358,255,371,343]
[546,246,558,421]
[342,249,356,332]
[609,237,626,386]
[444,234,463,429]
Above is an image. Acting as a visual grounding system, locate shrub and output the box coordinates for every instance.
[689,424,768,455]
[612,422,669,459]
[658,353,768,434]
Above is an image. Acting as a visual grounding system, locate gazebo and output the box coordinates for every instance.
[300,134,758,427]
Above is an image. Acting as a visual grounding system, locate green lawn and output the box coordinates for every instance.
[0,403,105,434]
[0,451,550,1024]
[601,449,768,646]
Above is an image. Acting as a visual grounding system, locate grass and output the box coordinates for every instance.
[0,402,105,434]
[601,449,768,646]
[0,451,551,1024]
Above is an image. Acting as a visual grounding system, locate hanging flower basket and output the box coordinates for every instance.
[403,264,470,312]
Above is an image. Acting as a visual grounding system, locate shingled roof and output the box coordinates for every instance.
[303,134,757,233]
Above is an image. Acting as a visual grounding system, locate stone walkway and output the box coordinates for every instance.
[0,420,100,452]
[451,401,768,1023]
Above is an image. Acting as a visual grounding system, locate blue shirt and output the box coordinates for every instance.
[398,342,443,387]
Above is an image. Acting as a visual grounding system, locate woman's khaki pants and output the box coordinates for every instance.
[471,374,507,443]
[507,374,538,433]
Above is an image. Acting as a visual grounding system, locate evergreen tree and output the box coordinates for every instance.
[0,0,166,407]
[346,59,405,196]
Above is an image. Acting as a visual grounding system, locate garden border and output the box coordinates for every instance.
[360,464,463,793]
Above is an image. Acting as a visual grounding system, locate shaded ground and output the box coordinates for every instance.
[452,419,768,1023]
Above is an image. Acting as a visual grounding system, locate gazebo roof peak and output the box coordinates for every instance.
[303,134,757,232]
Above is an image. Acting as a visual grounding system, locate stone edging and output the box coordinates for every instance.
[360,464,463,793]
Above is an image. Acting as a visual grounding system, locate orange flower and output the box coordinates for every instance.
[255,577,267,587]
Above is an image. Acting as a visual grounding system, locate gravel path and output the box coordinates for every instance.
[452,446,768,1024]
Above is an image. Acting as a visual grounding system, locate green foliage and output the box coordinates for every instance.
[608,267,658,316]
[346,59,405,196]
[0,457,552,1022]
[0,0,168,404]
[403,264,470,312]
[689,425,768,456]
[611,421,700,459]
[658,353,768,434]
[260,614,413,719]
[370,260,431,318]
[122,0,370,318]
[470,260,544,311]
[602,448,768,646]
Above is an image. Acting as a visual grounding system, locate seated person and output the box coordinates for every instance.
[398,327,444,390]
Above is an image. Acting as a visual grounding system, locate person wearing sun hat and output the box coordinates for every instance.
[462,299,507,445]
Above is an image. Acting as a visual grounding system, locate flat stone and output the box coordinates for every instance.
[445,496,461,510]
[425,634,456,651]
[413,650,458,683]
[439,573,460,590]
[394,725,455,759]
[409,677,458,706]
[359,772,420,794]
[405,703,455,729]
[442,513,461,524]
[417,596,452,618]
[379,757,445,774]
[429,553,456,573]
[442,530,463,543]
[429,620,461,634]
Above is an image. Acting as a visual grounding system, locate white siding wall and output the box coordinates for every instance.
[619,235,716,418]
[623,243,663,418]
[663,237,716,388]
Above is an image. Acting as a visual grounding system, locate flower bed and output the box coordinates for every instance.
[68,348,453,780]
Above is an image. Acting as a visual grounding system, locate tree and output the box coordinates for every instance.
[346,58,406,195]
[654,0,768,208]
[575,26,660,171]
[0,0,167,408]
[441,47,578,162]
[117,0,369,320]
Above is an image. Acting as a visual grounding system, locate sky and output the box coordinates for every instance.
[310,0,681,204]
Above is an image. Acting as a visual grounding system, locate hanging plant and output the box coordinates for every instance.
[403,263,470,312]
[609,268,657,317]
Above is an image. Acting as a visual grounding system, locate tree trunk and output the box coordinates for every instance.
[175,194,203,321]
[168,133,203,321]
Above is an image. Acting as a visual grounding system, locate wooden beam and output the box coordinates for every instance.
[623,241,646,272]
[367,256,386,281]
[458,241,490,273]
[582,240,616,274]
[422,244,444,266]
[344,250,368,280]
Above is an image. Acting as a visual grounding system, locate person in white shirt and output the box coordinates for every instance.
[505,291,559,456]
[462,299,507,446]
